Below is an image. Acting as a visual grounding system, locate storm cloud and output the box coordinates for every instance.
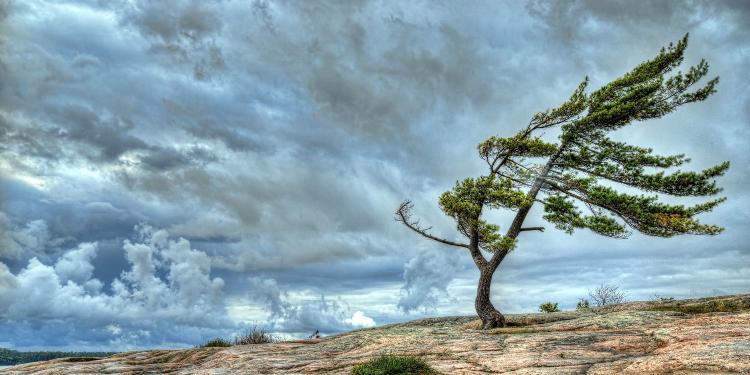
[0,0,748,350]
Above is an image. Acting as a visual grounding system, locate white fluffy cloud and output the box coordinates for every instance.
[345,311,376,329]
[0,226,231,350]
[0,225,379,349]
[53,242,97,285]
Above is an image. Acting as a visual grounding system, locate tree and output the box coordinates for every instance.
[539,302,560,313]
[396,35,728,329]
[589,283,627,307]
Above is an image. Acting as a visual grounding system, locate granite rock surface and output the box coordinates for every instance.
[3,294,749,374]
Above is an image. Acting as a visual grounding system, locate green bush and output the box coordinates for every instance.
[352,354,436,375]
[539,302,560,313]
[201,338,232,347]
[576,298,590,310]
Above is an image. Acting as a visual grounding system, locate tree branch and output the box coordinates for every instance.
[541,179,638,233]
[395,201,469,248]
[519,226,545,232]
[486,145,568,270]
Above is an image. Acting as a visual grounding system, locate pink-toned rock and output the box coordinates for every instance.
[2,294,749,374]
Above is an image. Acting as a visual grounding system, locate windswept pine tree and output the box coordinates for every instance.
[396,35,728,329]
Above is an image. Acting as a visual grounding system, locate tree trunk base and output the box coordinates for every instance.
[476,267,506,329]
[479,309,506,329]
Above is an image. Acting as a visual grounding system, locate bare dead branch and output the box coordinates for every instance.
[395,201,469,248]
[589,283,627,307]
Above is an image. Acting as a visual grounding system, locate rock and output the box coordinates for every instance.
[2,294,749,374]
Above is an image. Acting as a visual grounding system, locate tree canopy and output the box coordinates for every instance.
[400,34,727,257]
[397,34,728,328]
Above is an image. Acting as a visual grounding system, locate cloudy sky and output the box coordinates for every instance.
[0,0,748,351]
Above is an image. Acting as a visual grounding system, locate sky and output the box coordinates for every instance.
[0,0,748,351]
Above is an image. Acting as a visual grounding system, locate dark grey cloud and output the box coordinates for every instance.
[0,0,747,350]
[49,105,148,162]
[139,145,218,171]
[0,113,62,161]
[117,0,227,80]
[0,101,218,173]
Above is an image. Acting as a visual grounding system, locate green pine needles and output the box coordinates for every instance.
[396,34,728,329]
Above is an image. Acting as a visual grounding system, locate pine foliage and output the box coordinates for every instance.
[398,34,727,260]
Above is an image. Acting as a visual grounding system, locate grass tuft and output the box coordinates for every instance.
[200,326,275,348]
[234,326,274,345]
[647,298,750,314]
[352,354,436,375]
[201,338,232,347]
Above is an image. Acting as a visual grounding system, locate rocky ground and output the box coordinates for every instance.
[3,294,749,374]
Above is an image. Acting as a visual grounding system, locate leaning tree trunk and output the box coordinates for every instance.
[475,266,505,329]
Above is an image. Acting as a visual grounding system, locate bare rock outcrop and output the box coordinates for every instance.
[3,294,749,374]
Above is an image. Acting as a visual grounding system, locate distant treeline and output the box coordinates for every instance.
[0,348,116,366]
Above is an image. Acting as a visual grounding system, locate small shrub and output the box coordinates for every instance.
[589,283,626,307]
[234,326,274,345]
[202,338,232,347]
[539,302,560,313]
[575,298,590,310]
[352,354,436,375]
